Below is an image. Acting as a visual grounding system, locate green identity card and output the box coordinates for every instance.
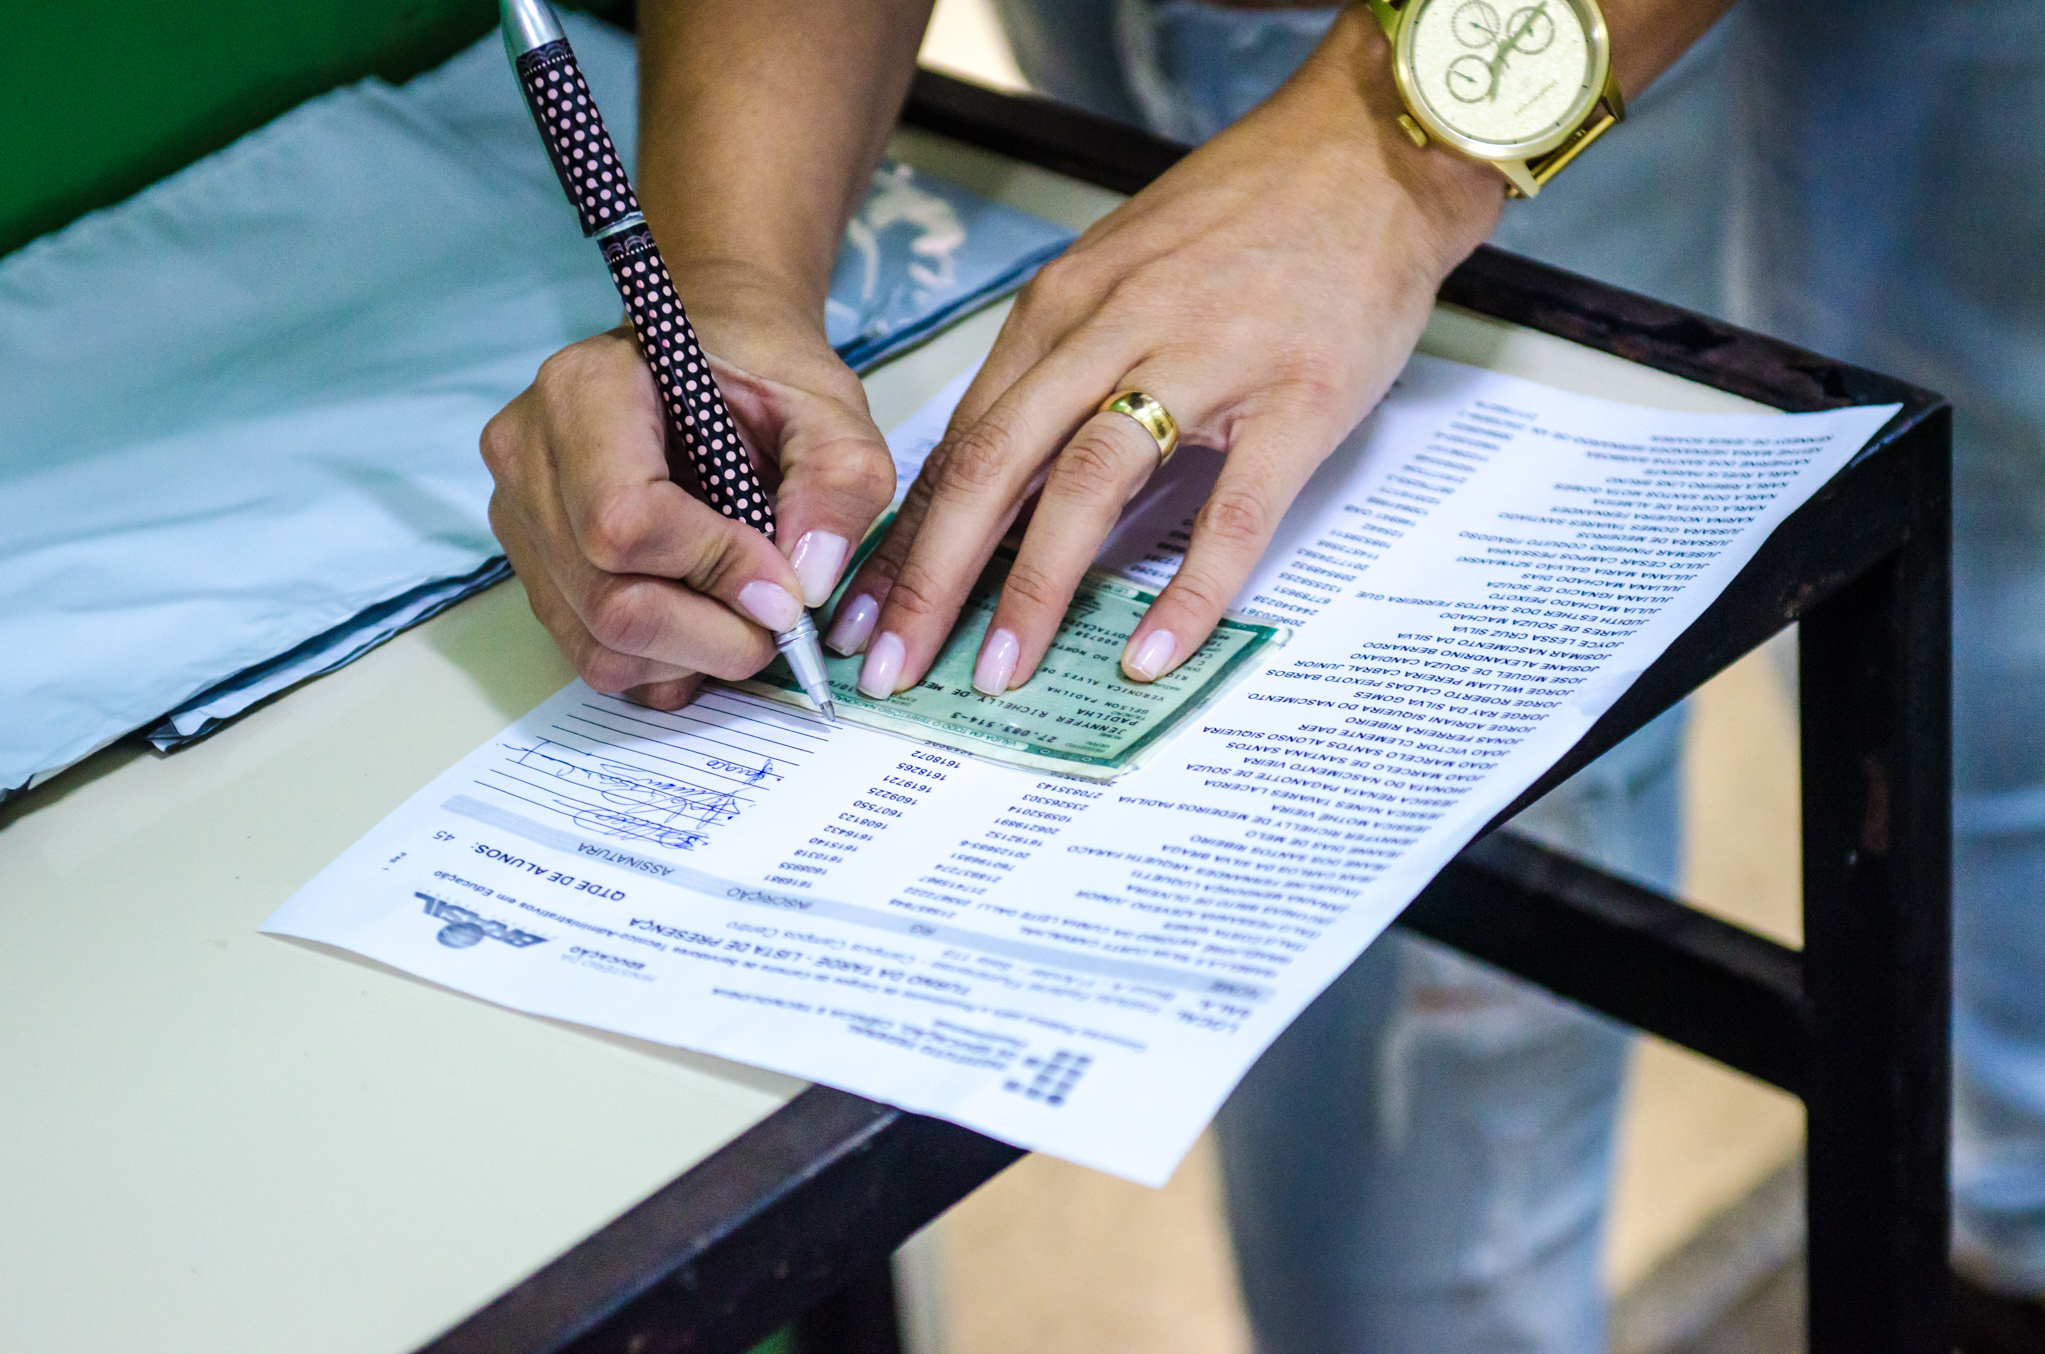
[736,540,1287,782]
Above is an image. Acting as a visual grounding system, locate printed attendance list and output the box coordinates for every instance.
[267,355,1895,1185]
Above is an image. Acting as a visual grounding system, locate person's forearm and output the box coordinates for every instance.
[636,0,933,317]
[1602,0,1738,100]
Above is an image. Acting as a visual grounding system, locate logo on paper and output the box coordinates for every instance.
[1002,1049,1092,1107]
[416,892,548,950]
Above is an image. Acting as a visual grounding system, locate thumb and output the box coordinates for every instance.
[663,488,813,636]
[709,353,896,608]
[776,395,898,606]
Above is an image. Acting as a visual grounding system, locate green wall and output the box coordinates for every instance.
[0,0,621,258]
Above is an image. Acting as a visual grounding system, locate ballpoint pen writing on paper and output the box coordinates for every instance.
[498,0,837,720]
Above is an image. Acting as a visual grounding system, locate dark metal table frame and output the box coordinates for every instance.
[424,72,1952,1354]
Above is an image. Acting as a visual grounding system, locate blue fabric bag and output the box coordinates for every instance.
[0,15,1073,795]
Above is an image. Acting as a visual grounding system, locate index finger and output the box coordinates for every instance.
[943,247,1104,438]
[694,350,896,607]
[770,398,896,607]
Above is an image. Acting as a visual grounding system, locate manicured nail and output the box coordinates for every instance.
[859,632,905,699]
[789,530,851,607]
[974,628,1020,695]
[826,593,879,655]
[735,580,803,632]
[1124,629,1176,681]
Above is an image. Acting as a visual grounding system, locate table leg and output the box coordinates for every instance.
[791,1260,903,1354]
[1799,412,1952,1353]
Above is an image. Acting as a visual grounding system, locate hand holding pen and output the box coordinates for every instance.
[487,0,879,718]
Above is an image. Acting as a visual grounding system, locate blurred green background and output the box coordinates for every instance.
[0,0,625,257]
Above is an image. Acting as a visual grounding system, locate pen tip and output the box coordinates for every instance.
[819,698,838,724]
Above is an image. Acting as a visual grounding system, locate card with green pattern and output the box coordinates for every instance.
[735,542,1286,782]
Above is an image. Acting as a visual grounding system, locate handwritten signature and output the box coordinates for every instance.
[502,739,774,849]
[703,757,775,783]
[570,808,709,851]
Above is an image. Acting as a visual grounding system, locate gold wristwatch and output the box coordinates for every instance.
[1363,0,1624,198]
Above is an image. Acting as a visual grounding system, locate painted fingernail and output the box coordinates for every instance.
[736,580,803,633]
[790,530,851,607]
[859,631,906,699]
[1124,629,1176,681]
[974,628,1020,696]
[826,593,879,655]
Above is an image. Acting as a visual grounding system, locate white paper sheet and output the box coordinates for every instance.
[265,355,1896,1185]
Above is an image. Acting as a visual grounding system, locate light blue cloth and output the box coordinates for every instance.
[0,16,1072,793]
[830,162,1073,370]
[144,558,512,749]
[998,0,2045,1341]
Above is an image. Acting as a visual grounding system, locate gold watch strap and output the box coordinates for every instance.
[1363,0,1405,39]
[1513,65,1626,197]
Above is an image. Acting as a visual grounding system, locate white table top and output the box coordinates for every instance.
[0,125,1764,1354]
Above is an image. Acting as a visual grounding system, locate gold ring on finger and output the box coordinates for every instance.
[1098,389,1180,465]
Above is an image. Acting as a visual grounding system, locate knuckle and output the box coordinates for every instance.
[1019,251,1098,315]
[486,489,514,543]
[478,409,520,477]
[629,677,701,712]
[935,421,1019,496]
[1099,261,1191,329]
[535,336,609,393]
[881,560,950,623]
[847,549,901,599]
[807,445,895,510]
[1099,267,1155,318]
[844,518,917,597]
[579,487,649,575]
[577,646,644,695]
[682,527,746,597]
[520,577,552,629]
[1272,347,1346,408]
[893,467,940,528]
[1163,571,1230,620]
[584,581,661,656]
[532,344,584,399]
[534,333,639,408]
[998,561,1067,614]
[1197,487,1272,548]
[1051,431,1132,499]
[849,548,905,600]
[700,636,774,683]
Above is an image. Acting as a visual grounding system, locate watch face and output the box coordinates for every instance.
[1401,0,1604,156]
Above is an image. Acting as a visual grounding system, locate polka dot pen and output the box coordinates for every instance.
[500,0,835,719]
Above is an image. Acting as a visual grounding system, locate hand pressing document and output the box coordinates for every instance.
[743,532,1286,780]
[266,353,1897,1184]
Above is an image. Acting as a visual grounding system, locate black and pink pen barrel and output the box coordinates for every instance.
[599,224,772,531]
[497,0,833,716]
[500,0,771,535]
[506,26,639,238]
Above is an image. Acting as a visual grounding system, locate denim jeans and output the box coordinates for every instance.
[1218,708,1682,1353]
[992,0,2045,1344]
[1723,0,2045,1299]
